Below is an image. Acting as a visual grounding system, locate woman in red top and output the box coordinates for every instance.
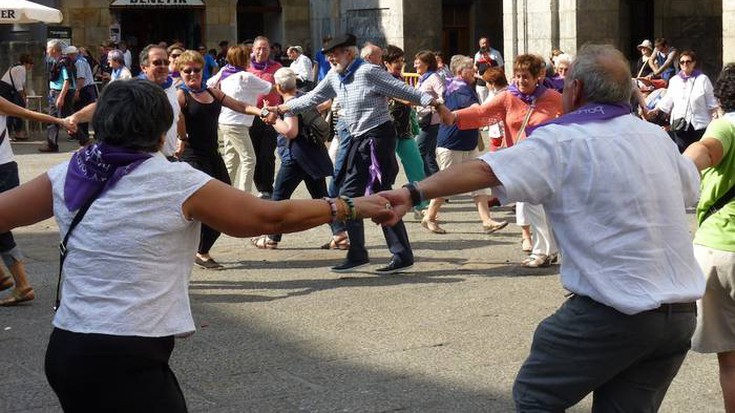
[438,54,563,267]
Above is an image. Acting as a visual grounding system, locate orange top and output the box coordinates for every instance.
[455,89,563,147]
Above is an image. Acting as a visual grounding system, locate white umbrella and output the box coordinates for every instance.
[0,0,63,24]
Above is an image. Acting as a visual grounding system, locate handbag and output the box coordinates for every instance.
[698,183,735,226]
[670,117,690,132]
[417,110,432,129]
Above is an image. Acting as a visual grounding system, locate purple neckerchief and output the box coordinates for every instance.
[170,70,180,78]
[136,73,174,89]
[64,143,152,211]
[251,59,276,72]
[418,71,436,86]
[219,64,245,82]
[365,139,382,196]
[338,58,365,83]
[445,76,467,95]
[526,102,632,136]
[508,83,547,105]
[678,69,702,81]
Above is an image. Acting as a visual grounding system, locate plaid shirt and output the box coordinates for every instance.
[287,59,435,137]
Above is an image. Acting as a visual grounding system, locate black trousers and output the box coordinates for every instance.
[45,328,187,413]
[47,90,85,148]
[249,116,277,195]
[337,121,413,263]
[0,162,19,253]
[73,84,98,141]
[669,126,706,153]
[181,148,231,254]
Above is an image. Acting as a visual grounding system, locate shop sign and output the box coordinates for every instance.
[110,0,205,6]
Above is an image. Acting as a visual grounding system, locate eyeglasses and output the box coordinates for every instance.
[150,59,170,67]
[679,60,693,64]
[182,67,202,74]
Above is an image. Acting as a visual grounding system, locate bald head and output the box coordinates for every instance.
[566,44,632,106]
[361,44,383,65]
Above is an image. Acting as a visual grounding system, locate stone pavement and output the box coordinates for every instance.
[0,136,725,412]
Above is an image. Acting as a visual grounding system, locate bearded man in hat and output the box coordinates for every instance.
[266,34,443,274]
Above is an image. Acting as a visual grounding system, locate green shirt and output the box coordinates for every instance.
[693,116,735,252]
[49,64,74,91]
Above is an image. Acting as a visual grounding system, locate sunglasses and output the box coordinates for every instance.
[170,54,181,59]
[182,67,202,74]
[679,60,693,64]
[150,59,170,67]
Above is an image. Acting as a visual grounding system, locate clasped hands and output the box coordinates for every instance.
[351,188,414,227]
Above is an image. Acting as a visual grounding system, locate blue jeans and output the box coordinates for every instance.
[268,161,338,242]
[416,123,440,177]
[328,118,351,198]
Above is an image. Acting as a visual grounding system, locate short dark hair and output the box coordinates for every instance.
[514,54,544,77]
[414,50,438,72]
[654,38,668,47]
[92,80,173,152]
[139,44,166,67]
[383,44,405,64]
[715,63,735,113]
[219,40,229,47]
[679,50,697,62]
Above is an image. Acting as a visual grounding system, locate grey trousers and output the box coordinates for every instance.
[513,294,695,412]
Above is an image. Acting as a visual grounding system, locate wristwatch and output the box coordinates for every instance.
[260,107,270,118]
[402,182,424,207]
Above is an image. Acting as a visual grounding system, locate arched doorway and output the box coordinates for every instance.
[236,0,281,43]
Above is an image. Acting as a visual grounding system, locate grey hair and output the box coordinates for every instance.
[287,45,303,54]
[450,55,474,75]
[554,53,573,67]
[139,44,167,67]
[108,49,125,64]
[566,44,632,104]
[274,67,297,91]
[47,39,65,52]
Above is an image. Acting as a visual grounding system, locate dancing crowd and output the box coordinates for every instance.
[0,31,734,412]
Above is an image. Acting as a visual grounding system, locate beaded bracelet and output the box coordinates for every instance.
[339,195,357,220]
[323,197,337,220]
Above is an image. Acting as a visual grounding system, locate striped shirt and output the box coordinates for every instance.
[287,58,435,137]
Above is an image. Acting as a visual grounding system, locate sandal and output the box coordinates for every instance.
[483,220,508,234]
[421,219,446,234]
[0,276,13,292]
[320,235,350,250]
[195,257,224,270]
[0,287,35,306]
[251,236,278,249]
[521,237,532,253]
[521,254,551,268]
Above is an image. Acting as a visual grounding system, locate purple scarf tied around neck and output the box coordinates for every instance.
[508,83,547,105]
[64,143,153,211]
[678,69,702,81]
[445,76,468,95]
[525,102,632,136]
[251,59,276,72]
[219,64,246,82]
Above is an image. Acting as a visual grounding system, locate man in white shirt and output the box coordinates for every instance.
[473,37,504,103]
[379,44,704,411]
[119,41,132,68]
[70,44,181,160]
[287,46,313,90]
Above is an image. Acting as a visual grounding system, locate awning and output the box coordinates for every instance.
[0,0,63,24]
[110,0,205,8]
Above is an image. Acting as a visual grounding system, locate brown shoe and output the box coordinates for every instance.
[38,145,59,153]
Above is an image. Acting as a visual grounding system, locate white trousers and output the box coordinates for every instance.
[219,124,256,193]
[516,202,558,256]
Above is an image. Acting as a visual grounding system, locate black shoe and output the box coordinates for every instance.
[195,257,224,270]
[38,145,59,153]
[331,258,369,273]
[258,192,272,200]
[375,257,414,274]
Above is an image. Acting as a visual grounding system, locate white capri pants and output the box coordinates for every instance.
[516,202,558,256]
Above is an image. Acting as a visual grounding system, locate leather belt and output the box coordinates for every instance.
[650,302,696,313]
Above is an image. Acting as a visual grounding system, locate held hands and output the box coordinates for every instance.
[351,194,397,224]
[437,104,456,126]
[374,188,413,226]
[61,116,78,134]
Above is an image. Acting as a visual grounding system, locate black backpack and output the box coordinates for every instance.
[49,56,77,82]
[299,108,330,145]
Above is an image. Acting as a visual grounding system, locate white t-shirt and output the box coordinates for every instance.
[481,113,704,314]
[206,70,272,126]
[48,153,213,337]
[0,116,12,165]
[1,65,26,91]
[162,84,181,156]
